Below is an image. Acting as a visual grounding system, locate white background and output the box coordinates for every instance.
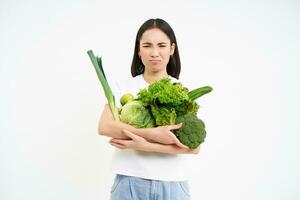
[1,0,299,199]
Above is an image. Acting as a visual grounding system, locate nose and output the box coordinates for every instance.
[150,47,159,57]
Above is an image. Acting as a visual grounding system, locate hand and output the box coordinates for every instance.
[147,123,188,149]
[109,130,153,152]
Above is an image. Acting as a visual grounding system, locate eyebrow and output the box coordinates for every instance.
[141,42,168,45]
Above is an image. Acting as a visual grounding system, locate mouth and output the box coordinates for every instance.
[149,60,161,64]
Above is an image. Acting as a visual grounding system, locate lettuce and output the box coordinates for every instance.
[137,78,199,126]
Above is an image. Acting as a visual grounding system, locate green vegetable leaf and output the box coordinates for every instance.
[150,105,176,126]
[120,101,155,128]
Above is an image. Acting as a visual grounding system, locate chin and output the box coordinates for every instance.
[148,65,164,72]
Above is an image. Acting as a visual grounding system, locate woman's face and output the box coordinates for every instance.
[138,28,175,73]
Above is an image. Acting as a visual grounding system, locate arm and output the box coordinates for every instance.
[109,129,200,154]
[98,104,188,148]
[98,104,140,139]
[149,143,200,154]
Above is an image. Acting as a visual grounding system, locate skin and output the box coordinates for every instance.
[98,28,200,154]
[138,28,175,84]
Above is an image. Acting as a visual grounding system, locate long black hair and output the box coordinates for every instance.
[131,18,181,79]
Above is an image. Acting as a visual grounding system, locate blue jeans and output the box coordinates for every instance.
[110,174,191,200]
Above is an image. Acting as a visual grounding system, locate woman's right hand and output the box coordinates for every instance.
[145,123,188,149]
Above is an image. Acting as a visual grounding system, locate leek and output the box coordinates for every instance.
[87,50,120,121]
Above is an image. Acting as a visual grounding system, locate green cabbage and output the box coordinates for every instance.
[120,100,155,128]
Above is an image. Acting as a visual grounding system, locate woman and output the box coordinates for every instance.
[99,18,200,200]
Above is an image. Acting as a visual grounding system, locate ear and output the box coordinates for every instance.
[170,43,176,55]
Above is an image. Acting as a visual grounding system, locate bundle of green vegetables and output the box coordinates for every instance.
[87,50,213,149]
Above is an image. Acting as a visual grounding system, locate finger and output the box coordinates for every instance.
[110,142,126,149]
[168,123,183,130]
[110,138,130,146]
[173,136,189,149]
[122,129,139,140]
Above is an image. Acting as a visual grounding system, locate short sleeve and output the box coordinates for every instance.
[109,76,135,108]
[109,79,122,108]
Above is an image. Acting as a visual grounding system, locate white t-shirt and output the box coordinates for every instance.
[110,74,193,181]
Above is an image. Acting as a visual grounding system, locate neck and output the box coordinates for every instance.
[142,70,169,84]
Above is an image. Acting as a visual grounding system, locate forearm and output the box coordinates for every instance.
[98,104,151,139]
[99,120,150,139]
[109,130,199,154]
[148,143,200,154]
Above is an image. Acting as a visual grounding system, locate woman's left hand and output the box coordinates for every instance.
[109,130,153,152]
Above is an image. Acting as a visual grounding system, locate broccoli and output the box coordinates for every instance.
[174,113,206,149]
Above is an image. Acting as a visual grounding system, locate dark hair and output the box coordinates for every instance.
[131,18,181,79]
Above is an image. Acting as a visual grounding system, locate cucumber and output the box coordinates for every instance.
[188,86,213,100]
